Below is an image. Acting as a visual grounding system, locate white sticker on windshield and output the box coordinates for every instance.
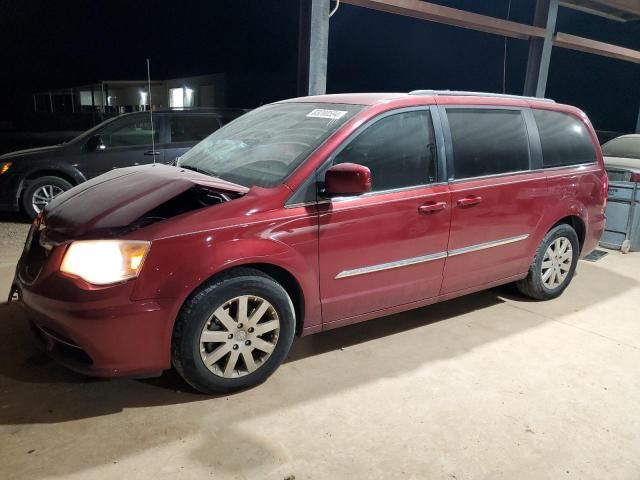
[306,109,348,120]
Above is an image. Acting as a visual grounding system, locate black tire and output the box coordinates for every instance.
[22,176,73,219]
[517,224,580,300]
[172,268,296,394]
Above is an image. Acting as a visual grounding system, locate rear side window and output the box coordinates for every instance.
[170,115,221,143]
[446,109,530,179]
[533,110,596,167]
[335,110,437,191]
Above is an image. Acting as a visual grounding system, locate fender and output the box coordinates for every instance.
[529,197,588,257]
[17,163,87,201]
[132,233,321,330]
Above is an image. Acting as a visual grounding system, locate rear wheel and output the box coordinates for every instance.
[22,176,72,219]
[172,268,296,394]
[517,224,579,300]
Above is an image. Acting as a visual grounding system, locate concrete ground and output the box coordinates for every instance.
[1,218,639,480]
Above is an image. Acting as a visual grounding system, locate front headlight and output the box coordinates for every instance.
[60,240,150,285]
[0,162,12,175]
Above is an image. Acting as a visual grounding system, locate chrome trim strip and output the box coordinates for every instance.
[335,251,447,279]
[334,234,529,279]
[447,234,530,257]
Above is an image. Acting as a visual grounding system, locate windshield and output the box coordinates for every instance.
[178,102,364,187]
[602,136,640,159]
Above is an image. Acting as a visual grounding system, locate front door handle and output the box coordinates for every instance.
[457,196,482,208]
[418,201,447,214]
[144,150,161,156]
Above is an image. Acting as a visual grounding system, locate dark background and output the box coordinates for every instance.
[0,0,639,132]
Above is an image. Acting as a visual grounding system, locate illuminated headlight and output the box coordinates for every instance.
[60,240,150,285]
[0,162,12,175]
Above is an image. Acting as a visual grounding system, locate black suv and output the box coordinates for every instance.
[0,109,243,218]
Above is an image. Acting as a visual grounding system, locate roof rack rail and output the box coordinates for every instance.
[408,90,555,103]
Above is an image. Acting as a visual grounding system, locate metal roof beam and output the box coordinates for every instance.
[341,0,546,40]
[553,32,640,63]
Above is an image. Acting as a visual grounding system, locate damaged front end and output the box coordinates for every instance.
[43,163,248,238]
[13,164,247,290]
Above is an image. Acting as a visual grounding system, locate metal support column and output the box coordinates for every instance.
[297,0,330,96]
[523,0,559,98]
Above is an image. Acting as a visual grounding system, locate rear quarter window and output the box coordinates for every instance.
[533,110,596,167]
[170,115,222,143]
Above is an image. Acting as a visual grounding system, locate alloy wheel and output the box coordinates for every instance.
[199,295,280,378]
[32,184,65,213]
[541,236,573,290]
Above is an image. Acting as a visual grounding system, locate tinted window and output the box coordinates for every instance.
[170,115,221,143]
[533,109,596,167]
[334,110,437,191]
[100,115,158,147]
[447,109,530,179]
[601,136,640,160]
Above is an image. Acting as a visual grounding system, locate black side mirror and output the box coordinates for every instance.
[85,134,106,152]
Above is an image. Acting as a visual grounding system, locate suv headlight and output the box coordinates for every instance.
[0,162,12,175]
[60,240,150,285]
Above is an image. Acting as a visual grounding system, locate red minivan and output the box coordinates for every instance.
[11,91,607,393]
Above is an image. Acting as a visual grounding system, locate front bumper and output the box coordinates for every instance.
[13,278,180,378]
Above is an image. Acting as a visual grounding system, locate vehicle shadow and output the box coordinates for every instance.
[0,290,504,425]
[0,260,637,479]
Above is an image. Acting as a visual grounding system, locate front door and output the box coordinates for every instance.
[318,108,451,324]
[75,113,165,178]
[439,107,547,294]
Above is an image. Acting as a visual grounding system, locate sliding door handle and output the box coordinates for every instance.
[144,150,161,156]
[418,201,447,214]
[457,196,482,208]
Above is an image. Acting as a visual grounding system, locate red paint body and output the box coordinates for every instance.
[13,93,607,377]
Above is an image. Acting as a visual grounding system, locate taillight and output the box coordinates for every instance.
[631,173,640,183]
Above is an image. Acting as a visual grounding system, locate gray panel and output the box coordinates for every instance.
[605,201,632,233]
[600,230,627,248]
[607,183,637,202]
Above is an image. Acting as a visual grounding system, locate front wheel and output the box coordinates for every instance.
[517,224,579,300]
[22,176,72,219]
[172,268,296,394]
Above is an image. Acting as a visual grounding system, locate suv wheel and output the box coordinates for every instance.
[172,268,296,394]
[22,176,72,219]
[517,224,580,300]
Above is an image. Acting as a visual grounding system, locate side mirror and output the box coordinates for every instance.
[85,134,106,152]
[323,163,372,196]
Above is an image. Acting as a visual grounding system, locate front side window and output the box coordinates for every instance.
[99,115,159,148]
[447,108,530,180]
[170,115,221,143]
[533,109,596,167]
[334,110,437,191]
[178,102,363,188]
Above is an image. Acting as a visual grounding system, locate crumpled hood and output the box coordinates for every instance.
[44,164,249,237]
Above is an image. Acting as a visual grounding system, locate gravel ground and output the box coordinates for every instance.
[0,220,29,265]
[0,220,30,298]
